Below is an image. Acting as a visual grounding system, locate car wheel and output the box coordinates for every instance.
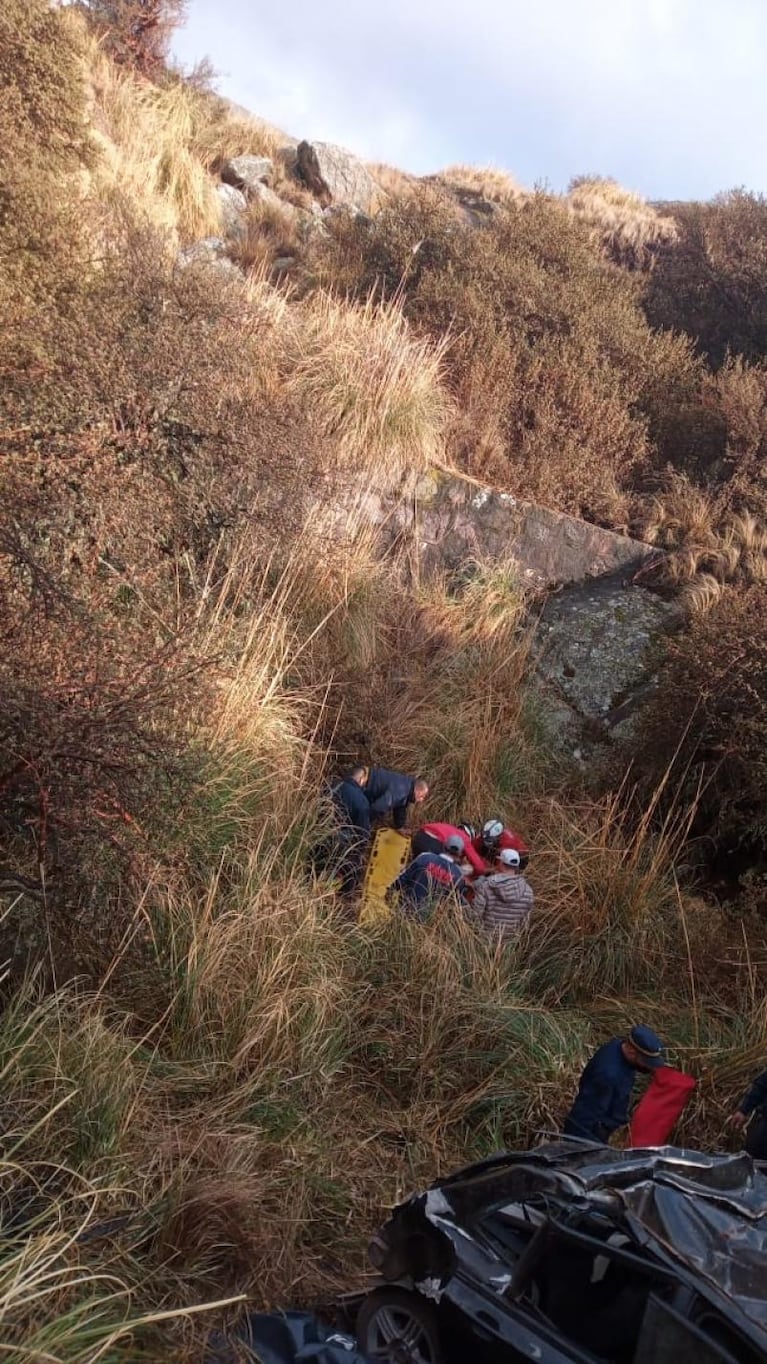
[356,1287,444,1364]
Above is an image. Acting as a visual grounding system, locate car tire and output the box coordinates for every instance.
[356,1286,444,1364]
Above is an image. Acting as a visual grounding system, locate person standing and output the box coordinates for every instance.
[728,1069,767,1159]
[390,835,467,919]
[468,847,534,941]
[563,1025,666,1144]
[364,767,429,832]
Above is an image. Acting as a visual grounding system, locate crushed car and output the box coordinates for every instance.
[351,1140,767,1364]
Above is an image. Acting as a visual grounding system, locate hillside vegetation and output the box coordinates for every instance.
[1,3,767,1357]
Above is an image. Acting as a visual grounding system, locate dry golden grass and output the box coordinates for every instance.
[286,290,454,485]
[82,27,302,241]
[368,161,420,204]
[437,163,526,206]
[85,37,220,238]
[567,175,678,270]
[637,474,767,607]
[227,196,302,275]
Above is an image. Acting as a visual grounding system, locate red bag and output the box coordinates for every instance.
[629,1067,697,1147]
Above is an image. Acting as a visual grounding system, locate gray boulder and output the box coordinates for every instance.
[178,236,228,266]
[221,155,274,193]
[215,183,247,238]
[234,180,288,216]
[535,574,681,724]
[176,237,241,279]
[295,140,378,212]
[385,470,658,591]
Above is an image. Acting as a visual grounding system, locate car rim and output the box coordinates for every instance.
[366,1304,436,1363]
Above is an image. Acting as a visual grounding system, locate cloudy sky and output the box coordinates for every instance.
[172,0,767,200]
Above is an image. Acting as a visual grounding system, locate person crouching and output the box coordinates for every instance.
[468,847,533,941]
[390,835,467,919]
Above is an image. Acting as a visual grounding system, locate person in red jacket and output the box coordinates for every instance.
[412,821,487,876]
[472,818,530,873]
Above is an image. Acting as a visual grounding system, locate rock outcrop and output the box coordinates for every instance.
[535,573,681,739]
[215,182,247,237]
[295,140,378,213]
[387,470,657,590]
[221,154,274,193]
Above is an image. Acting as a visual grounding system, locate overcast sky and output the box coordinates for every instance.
[172,0,767,201]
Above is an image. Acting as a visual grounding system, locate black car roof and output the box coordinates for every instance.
[425,1141,767,1347]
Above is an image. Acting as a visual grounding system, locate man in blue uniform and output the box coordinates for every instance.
[563,1025,666,1143]
[364,767,429,831]
[320,765,372,894]
[728,1068,767,1158]
[391,835,467,918]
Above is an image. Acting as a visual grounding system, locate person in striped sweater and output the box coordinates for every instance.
[467,847,534,941]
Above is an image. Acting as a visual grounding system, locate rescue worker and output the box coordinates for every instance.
[563,1025,666,1144]
[390,834,467,918]
[326,764,371,894]
[412,820,487,875]
[364,767,429,832]
[473,818,531,872]
[468,847,534,940]
[727,1068,767,1159]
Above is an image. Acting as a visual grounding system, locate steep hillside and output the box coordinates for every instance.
[1,3,767,1357]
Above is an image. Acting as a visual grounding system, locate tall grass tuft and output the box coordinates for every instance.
[288,291,453,485]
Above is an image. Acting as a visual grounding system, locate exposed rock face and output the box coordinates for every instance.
[221,155,274,193]
[215,182,247,237]
[295,140,378,212]
[535,574,681,728]
[387,470,657,589]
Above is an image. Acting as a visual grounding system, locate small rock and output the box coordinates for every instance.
[295,140,378,213]
[216,183,247,238]
[221,154,274,193]
[177,236,228,266]
[176,237,241,280]
[272,256,296,271]
[322,203,373,228]
[248,180,288,213]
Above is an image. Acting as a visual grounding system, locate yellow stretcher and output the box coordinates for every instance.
[358,827,411,925]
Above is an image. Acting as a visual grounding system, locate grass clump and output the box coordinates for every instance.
[287,290,453,485]
[567,175,678,271]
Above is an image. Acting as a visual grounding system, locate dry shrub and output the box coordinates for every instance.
[646,191,767,368]
[311,186,693,520]
[634,584,767,879]
[567,175,678,271]
[82,0,186,77]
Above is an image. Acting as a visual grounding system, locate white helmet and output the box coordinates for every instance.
[499,847,521,868]
[482,819,504,841]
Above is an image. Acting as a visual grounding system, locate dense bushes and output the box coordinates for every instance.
[311,188,697,521]
[634,585,767,882]
[646,192,767,368]
[82,0,187,76]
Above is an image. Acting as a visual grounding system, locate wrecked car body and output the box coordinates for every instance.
[353,1141,767,1363]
